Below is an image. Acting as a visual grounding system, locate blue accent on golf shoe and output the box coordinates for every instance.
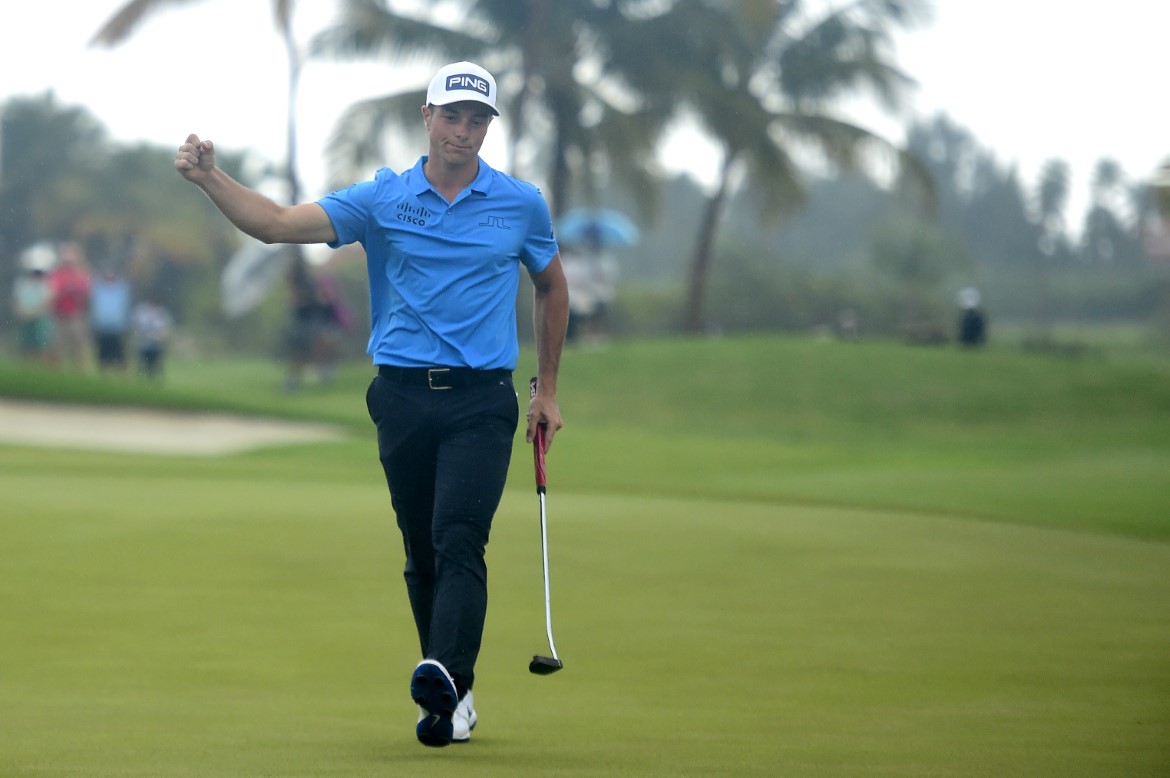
[411,659,459,747]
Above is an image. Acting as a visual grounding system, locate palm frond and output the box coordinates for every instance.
[773,6,914,111]
[324,90,427,184]
[309,0,491,61]
[88,0,209,47]
[770,111,934,212]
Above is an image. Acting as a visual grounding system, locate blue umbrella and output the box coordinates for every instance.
[557,208,639,249]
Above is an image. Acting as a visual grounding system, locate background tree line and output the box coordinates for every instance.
[2,0,1166,358]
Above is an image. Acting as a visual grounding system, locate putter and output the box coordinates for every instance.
[529,377,563,675]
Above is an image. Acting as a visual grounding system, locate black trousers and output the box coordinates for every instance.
[366,370,518,697]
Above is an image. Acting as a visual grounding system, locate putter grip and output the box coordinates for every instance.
[530,377,547,492]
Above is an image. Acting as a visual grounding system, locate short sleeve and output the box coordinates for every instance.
[318,179,378,248]
[521,188,559,274]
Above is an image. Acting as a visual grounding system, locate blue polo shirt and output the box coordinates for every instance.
[318,156,558,370]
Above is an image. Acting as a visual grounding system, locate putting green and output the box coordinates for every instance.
[1,454,1166,776]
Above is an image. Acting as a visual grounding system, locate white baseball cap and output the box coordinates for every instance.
[426,61,499,116]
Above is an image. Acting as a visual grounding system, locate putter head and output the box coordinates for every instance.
[529,655,563,675]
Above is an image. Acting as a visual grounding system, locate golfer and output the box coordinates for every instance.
[174,60,568,748]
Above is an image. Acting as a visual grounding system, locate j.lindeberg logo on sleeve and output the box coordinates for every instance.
[397,202,432,226]
[479,216,511,230]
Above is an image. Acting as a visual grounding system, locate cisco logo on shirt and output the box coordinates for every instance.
[397,202,431,226]
[446,74,490,97]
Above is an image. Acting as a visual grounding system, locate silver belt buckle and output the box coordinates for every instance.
[427,368,452,390]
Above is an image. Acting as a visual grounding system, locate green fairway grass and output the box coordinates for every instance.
[1,335,1168,775]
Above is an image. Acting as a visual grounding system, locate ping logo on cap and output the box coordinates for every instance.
[446,74,491,97]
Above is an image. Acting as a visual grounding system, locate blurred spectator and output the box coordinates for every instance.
[89,265,133,373]
[132,295,173,379]
[562,244,618,345]
[562,247,594,344]
[311,273,355,383]
[49,242,93,370]
[12,262,55,363]
[957,287,988,348]
[284,262,353,391]
[837,308,860,341]
[284,260,323,391]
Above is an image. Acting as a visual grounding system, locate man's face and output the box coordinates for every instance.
[423,102,493,166]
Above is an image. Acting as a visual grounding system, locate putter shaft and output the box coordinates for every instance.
[529,376,562,674]
[538,491,559,661]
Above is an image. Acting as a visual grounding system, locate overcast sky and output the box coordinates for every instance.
[1,0,1165,227]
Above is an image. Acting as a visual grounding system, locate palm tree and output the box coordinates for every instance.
[631,0,926,333]
[90,0,305,205]
[309,0,670,216]
[1032,158,1071,334]
[91,0,319,334]
[1081,159,1124,263]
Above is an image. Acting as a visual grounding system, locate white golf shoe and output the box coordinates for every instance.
[453,690,477,743]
